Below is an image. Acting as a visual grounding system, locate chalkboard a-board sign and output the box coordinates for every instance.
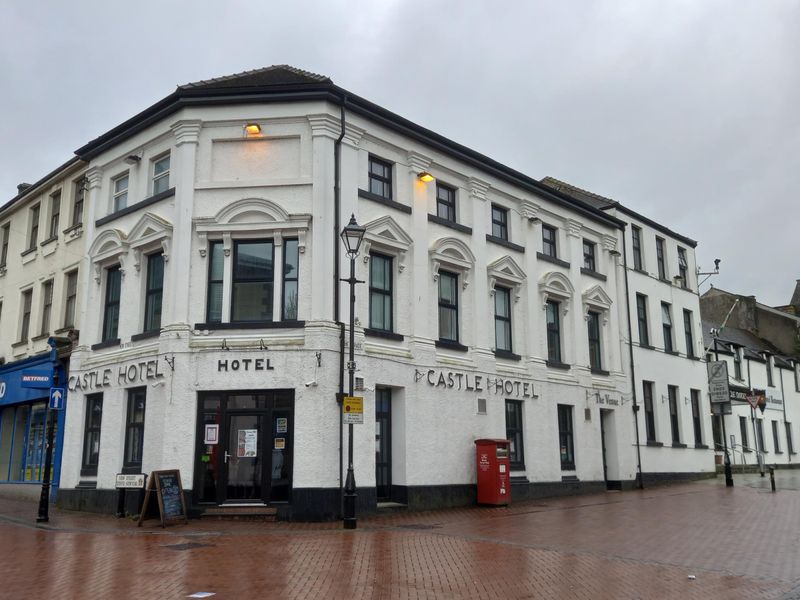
[137,470,188,527]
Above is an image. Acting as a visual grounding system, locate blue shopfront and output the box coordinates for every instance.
[0,343,67,498]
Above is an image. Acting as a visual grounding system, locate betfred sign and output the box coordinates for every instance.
[21,368,53,389]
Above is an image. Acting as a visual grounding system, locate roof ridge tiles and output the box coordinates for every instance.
[179,64,330,90]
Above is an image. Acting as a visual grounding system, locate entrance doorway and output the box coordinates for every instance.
[375,388,392,501]
[195,390,293,506]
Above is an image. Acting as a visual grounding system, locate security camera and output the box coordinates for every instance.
[714,258,721,270]
[304,381,317,388]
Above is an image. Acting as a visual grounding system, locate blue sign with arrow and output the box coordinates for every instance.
[50,387,66,410]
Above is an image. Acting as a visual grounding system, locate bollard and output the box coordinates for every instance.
[769,466,776,492]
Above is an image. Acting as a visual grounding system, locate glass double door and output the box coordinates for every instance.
[196,391,293,506]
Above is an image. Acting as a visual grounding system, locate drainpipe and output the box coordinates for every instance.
[334,95,347,518]
[621,231,644,489]
[780,366,788,461]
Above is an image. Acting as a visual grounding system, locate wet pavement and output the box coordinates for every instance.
[2,474,800,599]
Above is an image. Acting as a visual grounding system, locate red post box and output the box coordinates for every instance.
[474,439,511,505]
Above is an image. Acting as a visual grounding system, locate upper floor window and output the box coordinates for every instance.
[282,239,299,321]
[494,286,512,353]
[683,309,695,358]
[587,311,602,370]
[661,303,674,352]
[438,271,459,343]
[369,253,393,332]
[0,222,9,267]
[733,347,743,380]
[206,242,224,323]
[64,270,78,329]
[72,178,86,227]
[40,279,54,335]
[546,300,562,363]
[48,191,61,239]
[232,241,274,322]
[436,184,456,223]
[656,237,667,279]
[583,240,596,271]
[112,173,129,212]
[677,247,688,288]
[542,225,558,258]
[28,204,40,250]
[368,156,393,200]
[143,253,164,333]
[152,154,170,195]
[766,355,774,387]
[102,266,122,342]
[631,226,643,270]
[636,294,649,346]
[491,205,508,240]
[19,289,33,342]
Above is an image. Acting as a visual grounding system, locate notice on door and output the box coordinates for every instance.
[237,429,258,457]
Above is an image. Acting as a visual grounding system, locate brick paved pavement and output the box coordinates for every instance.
[1,474,799,599]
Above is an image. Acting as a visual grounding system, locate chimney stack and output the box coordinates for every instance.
[17,183,32,194]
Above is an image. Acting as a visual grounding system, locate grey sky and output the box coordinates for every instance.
[2,0,797,305]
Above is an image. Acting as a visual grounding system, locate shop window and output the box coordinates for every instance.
[494,286,512,353]
[546,300,561,363]
[369,253,393,332]
[491,204,508,241]
[739,416,749,450]
[40,280,54,335]
[143,253,164,333]
[282,239,299,321]
[206,241,224,323]
[505,399,525,470]
[587,311,602,370]
[232,240,274,322]
[123,388,146,472]
[558,404,575,470]
[151,154,170,195]
[636,294,649,346]
[438,271,459,343]
[436,184,456,223]
[368,155,393,200]
[662,303,674,352]
[643,381,656,442]
[102,266,122,342]
[691,389,702,446]
[81,394,103,476]
[631,226,643,270]
[542,225,558,258]
[63,270,78,329]
[668,385,680,444]
[656,237,667,279]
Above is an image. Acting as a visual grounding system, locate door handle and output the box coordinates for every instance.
[224,451,231,464]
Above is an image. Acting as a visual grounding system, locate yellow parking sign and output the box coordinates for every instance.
[343,396,364,424]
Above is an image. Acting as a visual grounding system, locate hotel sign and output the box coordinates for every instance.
[420,369,536,400]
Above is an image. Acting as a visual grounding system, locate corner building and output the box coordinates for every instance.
[51,66,710,520]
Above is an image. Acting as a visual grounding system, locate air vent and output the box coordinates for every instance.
[354,376,365,391]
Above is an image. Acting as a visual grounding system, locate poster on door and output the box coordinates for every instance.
[237,429,258,457]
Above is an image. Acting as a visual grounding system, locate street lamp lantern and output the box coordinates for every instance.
[340,213,365,530]
[340,214,366,259]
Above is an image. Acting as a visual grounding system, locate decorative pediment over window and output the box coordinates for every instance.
[487,255,526,301]
[361,215,414,272]
[89,229,129,283]
[539,270,574,312]
[128,213,173,271]
[430,237,476,288]
[582,284,613,323]
[195,197,311,257]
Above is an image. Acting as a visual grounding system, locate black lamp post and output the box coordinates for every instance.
[340,213,365,530]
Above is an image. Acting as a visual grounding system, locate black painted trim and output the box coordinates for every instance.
[486,235,525,253]
[671,442,688,448]
[591,368,610,376]
[31,334,49,342]
[546,360,571,370]
[646,440,664,447]
[131,330,160,341]
[428,214,472,234]
[364,328,404,341]
[62,223,83,235]
[694,444,710,450]
[494,349,521,361]
[666,350,681,356]
[11,340,28,348]
[91,338,120,350]
[20,247,36,257]
[639,343,656,351]
[193,320,306,330]
[95,187,176,227]
[435,339,468,352]
[80,467,98,477]
[536,252,570,269]
[580,267,607,281]
[40,236,58,247]
[358,189,412,214]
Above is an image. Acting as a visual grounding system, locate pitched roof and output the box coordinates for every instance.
[539,176,617,210]
[179,65,330,90]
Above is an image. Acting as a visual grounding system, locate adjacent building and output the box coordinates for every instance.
[0,66,717,520]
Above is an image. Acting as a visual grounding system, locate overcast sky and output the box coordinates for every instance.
[1,1,797,306]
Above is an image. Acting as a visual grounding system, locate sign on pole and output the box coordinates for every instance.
[343,396,364,424]
[707,361,730,404]
[49,387,66,410]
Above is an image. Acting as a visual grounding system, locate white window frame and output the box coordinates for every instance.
[151,153,170,196]
[112,172,129,213]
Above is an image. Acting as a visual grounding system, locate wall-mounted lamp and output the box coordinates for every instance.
[417,171,434,183]
[124,154,142,166]
[244,123,262,136]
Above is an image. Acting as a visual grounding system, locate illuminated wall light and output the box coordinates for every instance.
[418,171,434,182]
[244,123,262,136]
